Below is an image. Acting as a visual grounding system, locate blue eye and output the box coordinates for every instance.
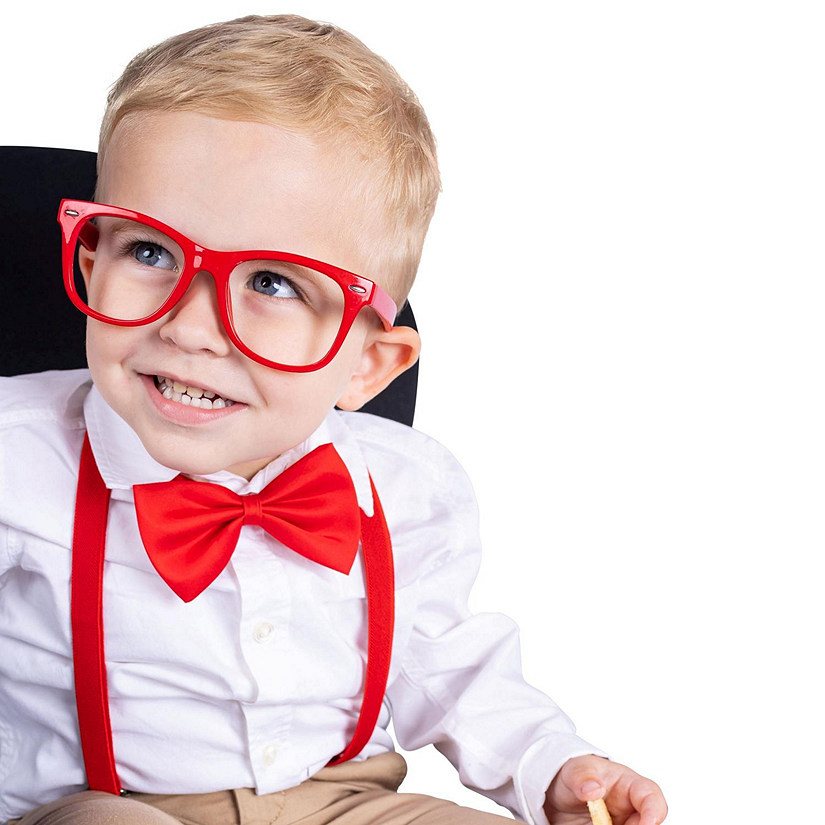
[132,242,177,270]
[249,272,300,299]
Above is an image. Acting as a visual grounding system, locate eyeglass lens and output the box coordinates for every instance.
[71,215,347,367]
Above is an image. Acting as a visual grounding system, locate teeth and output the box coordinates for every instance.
[154,376,235,408]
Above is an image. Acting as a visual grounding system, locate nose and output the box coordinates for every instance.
[157,270,233,356]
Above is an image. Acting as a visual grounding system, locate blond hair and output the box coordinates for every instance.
[98,14,440,305]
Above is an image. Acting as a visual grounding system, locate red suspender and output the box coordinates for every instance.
[328,476,394,765]
[71,433,394,793]
[71,435,121,794]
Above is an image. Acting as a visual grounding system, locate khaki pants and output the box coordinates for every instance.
[13,753,518,825]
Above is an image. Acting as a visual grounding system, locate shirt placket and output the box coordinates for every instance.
[233,524,294,787]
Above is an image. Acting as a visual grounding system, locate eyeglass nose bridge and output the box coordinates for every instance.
[158,248,237,335]
[187,246,239,292]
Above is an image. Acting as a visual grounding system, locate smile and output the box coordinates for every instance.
[153,375,236,409]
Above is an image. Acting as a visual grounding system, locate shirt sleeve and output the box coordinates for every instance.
[384,451,606,825]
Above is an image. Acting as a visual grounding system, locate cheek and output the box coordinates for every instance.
[251,359,358,428]
[252,328,368,404]
[85,322,114,371]
[85,321,143,380]
[255,372,337,413]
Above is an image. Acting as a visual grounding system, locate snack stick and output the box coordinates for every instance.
[587,798,613,825]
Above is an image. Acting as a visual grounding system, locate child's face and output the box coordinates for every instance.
[85,111,413,479]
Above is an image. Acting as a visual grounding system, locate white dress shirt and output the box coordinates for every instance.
[0,369,602,825]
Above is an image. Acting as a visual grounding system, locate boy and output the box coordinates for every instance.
[0,14,666,825]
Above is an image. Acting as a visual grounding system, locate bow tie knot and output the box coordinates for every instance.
[133,444,361,602]
[241,492,266,528]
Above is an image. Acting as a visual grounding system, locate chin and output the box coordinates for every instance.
[142,439,229,476]
[145,439,274,480]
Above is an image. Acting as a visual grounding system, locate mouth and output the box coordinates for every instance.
[140,372,245,423]
[152,374,237,409]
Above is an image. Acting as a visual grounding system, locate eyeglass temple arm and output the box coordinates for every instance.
[370,286,398,330]
[78,222,99,250]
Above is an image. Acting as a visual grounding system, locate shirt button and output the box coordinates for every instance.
[253,621,274,644]
[261,744,278,766]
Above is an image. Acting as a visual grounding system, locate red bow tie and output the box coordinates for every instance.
[132,444,360,602]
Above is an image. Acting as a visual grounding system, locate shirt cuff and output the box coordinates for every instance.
[513,733,609,825]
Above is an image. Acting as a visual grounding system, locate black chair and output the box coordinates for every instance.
[0,146,418,426]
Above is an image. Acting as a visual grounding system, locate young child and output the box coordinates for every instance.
[0,14,667,825]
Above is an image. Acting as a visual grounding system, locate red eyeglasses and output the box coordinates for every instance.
[58,199,398,372]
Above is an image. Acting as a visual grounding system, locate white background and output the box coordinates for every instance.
[4,2,824,823]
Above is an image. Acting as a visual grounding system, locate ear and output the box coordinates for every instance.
[336,325,421,411]
[77,245,95,290]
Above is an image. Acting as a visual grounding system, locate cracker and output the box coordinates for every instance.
[587,798,613,825]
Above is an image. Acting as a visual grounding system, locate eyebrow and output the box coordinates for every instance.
[100,217,165,235]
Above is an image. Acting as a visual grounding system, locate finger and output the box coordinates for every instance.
[559,755,614,802]
[628,776,668,825]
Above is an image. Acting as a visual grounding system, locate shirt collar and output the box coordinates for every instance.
[83,384,374,516]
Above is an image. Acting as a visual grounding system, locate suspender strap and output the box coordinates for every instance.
[327,475,395,765]
[70,435,121,795]
[71,434,394,793]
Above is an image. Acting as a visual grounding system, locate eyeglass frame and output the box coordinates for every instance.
[57,199,399,373]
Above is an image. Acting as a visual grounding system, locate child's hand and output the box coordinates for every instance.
[543,754,667,825]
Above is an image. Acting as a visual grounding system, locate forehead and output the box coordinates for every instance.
[98,111,372,272]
